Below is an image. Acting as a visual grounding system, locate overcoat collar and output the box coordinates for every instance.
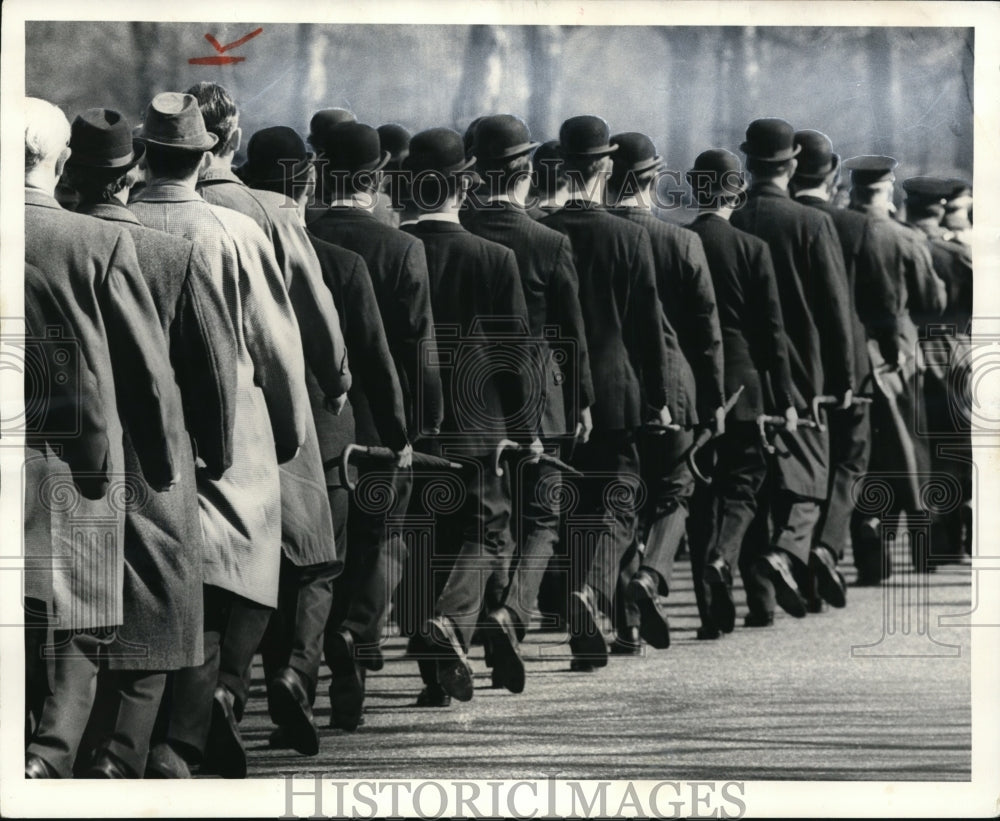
[77,201,142,225]
[408,219,466,234]
[748,181,790,200]
[25,187,62,210]
[199,166,245,186]
[130,180,204,204]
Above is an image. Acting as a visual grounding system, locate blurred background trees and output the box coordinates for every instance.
[27,22,973,187]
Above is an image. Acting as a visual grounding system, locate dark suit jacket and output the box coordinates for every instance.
[541,200,670,431]
[308,233,408,456]
[611,206,724,425]
[307,206,444,438]
[78,201,236,671]
[687,214,794,422]
[402,219,533,452]
[461,199,594,437]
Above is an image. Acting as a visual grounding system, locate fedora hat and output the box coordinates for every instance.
[610,132,663,177]
[687,148,747,198]
[403,127,478,177]
[236,126,314,185]
[473,114,540,162]
[66,108,144,171]
[793,130,839,181]
[740,118,800,162]
[843,155,897,187]
[139,92,218,152]
[322,122,390,174]
[559,115,618,157]
[308,108,357,151]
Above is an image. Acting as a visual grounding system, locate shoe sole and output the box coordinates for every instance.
[813,552,847,608]
[761,558,807,618]
[208,695,246,779]
[327,632,365,732]
[428,620,474,702]
[269,677,319,756]
[628,580,670,649]
[568,592,608,667]
[486,617,525,694]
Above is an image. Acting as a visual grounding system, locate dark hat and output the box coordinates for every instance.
[139,92,219,152]
[902,176,953,208]
[532,140,565,194]
[740,118,800,162]
[686,148,747,195]
[945,178,972,207]
[308,108,357,150]
[843,155,898,187]
[792,129,839,181]
[463,117,485,157]
[559,115,619,157]
[377,123,411,162]
[322,122,390,173]
[473,114,540,162]
[66,108,145,171]
[609,132,663,177]
[403,127,478,177]
[236,126,314,184]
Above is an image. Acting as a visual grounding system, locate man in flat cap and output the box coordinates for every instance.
[307,121,442,716]
[684,148,796,639]
[730,118,854,624]
[541,115,672,668]
[844,155,946,579]
[789,130,900,606]
[129,92,311,778]
[402,126,535,702]
[606,130,724,652]
[461,114,594,687]
[23,97,182,779]
[57,107,238,777]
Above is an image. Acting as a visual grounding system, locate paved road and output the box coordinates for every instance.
[238,542,971,782]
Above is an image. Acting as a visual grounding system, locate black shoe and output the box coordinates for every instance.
[696,625,722,640]
[84,749,131,778]
[268,667,320,756]
[415,683,451,708]
[568,588,608,667]
[144,742,191,779]
[743,611,774,628]
[484,608,525,694]
[810,545,847,608]
[610,625,642,655]
[25,753,58,778]
[358,644,384,672]
[206,685,246,779]
[569,658,598,672]
[626,570,670,649]
[327,629,366,732]
[427,616,474,702]
[805,597,827,614]
[754,551,807,618]
[704,558,736,634]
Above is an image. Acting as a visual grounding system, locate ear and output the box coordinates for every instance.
[55,146,72,178]
[786,157,798,177]
[199,151,212,173]
[228,126,242,155]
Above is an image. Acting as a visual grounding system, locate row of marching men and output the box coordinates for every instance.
[22,83,971,779]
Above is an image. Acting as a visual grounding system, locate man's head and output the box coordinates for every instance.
[138,92,218,184]
[902,176,951,224]
[687,148,747,212]
[608,131,662,205]
[843,155,897,211]
[25,97,72,191]
[740,118,800,187]
[558,115,618,195]
[472,114,539,200]
[62,108,145,207]
[530,140,566,204]
[308,108,357,153]
[185,82,240,159]
[403,127,479,213]
[943,179,972,233]
[237,125,315,207]
[790,129,840,197]
[320,122,390,204]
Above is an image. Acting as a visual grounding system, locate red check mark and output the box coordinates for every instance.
[205,27,263,53]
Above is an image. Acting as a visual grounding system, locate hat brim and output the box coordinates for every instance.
[739,142,802,162]
[793,153,841,182]
[685,169,748,195]
[138,132,219,152]
[561,142,619,157]
[66,139,146,173]
[484,140,542,161]
[622,154,664,175]
[237,153,316,185]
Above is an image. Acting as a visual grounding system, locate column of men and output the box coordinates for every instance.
[23,85,972,779]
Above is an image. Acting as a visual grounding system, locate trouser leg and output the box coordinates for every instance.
[24,597,51,742]
[707,424,768,571]
[815,404,871,560]
[102,671,167,776]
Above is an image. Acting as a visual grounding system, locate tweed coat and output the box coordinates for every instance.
[541,200,671,432]
[307,206,444,440]
[197,169,352,567]
[461,199,595,437]
[730,183,854,498]
[24,188,180,631]
[78,201,237,670]
[611,206,724,426]
[130,181,309,607]
[686,214,794,422]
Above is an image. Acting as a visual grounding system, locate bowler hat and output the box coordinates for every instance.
[308,108,357,150]
[610,132,663,177]
[66,108,145,171]
[139,92,218,152]
[236,126,314,184]
[740,118,800,162]
[532,140,564,194]
[793,130,839,181]
[322,122,390,174]
[687,148,747,195]
[559,115,619,157]
[404,127,478,177]
[377,123,411,164]
[473,114,540,162]
[843,155,897,187]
